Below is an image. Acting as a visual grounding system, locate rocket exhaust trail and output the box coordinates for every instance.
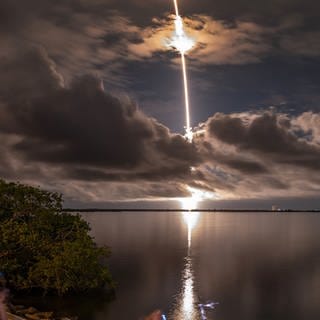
[171,0,194,142]
[173,0,179,16]
[181,53,192,141]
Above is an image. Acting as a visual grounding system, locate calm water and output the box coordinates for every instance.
[18,212,320,319]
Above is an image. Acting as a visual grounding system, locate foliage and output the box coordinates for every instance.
[0,179,113,295]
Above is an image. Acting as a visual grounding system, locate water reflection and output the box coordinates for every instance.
[183,212,200,251]
[16,212,320,319]
[171,211,201,320]
[180,256,197,319]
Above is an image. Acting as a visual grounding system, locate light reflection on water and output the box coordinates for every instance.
[170,212,201,320]
[183,212,200,251]
[18,211,320,319]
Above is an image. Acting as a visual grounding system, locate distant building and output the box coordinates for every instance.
[272,205,280,211]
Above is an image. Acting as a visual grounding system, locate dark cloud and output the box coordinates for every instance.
[0,0,141,87]
[190,111,320,200]
[207,112,320,169]
[280,31,320,57]
[223,159,269,175]
[0,48,63,103]
[187,0,320,22]
[0,48,200,188]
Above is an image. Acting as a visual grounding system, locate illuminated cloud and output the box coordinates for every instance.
[0,50,320,203]
[127,15,272,65]
[294,112,320,145]
[194,111,320,199]
[1,0,318,85]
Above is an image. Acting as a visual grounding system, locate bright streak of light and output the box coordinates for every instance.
[183,211,200,248]
[172,197,201,320]
[172,255,199,320]
[180,187,202,249]
[182,257,195,320]
[170,16,195,55]
[169,0,195,142]
[173,0,179,16]
[182,211,200,233]
[181,53,192,141]
[171,210,200,320]
[180,186,212,246]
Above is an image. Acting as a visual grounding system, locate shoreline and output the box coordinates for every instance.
[63,208,320,213]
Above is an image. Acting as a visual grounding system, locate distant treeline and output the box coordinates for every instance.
[63,208,320,213]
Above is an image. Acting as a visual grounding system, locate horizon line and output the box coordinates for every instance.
[62,208,320,213]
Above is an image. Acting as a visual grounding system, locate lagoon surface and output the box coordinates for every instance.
[19,211,320,319]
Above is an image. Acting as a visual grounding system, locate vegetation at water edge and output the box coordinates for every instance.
[0,179,113,296]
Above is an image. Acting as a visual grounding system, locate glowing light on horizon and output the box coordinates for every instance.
[179,186,214,210]
[169,0,195,142]
[180,185,211,248]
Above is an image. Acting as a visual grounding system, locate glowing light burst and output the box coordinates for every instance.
[170,15,195,54]
[169,0,196,142]
[180,186,213,210]
[180,186,213,247]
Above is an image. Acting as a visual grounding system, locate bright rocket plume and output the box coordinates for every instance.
[170,0,195,142]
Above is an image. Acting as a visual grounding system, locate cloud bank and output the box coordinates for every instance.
[0,47,320,204]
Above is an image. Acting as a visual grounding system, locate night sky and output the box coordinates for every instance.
[1,0,320,208]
